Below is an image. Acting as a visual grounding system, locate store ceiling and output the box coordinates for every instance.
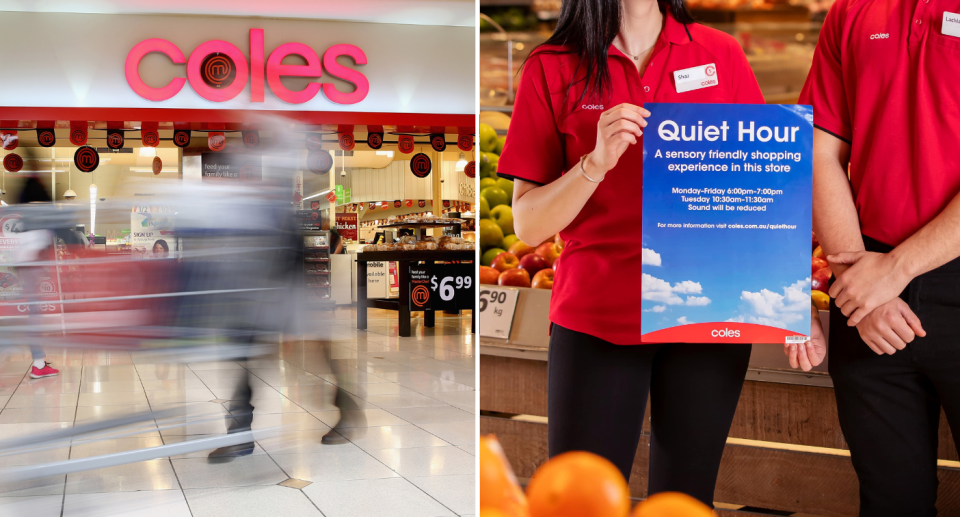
[0,0,475,27]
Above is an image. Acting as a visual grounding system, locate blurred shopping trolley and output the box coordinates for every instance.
[0,182,302,482]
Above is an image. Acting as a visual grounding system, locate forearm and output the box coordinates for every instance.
[812,129,862,277]
[888,192,960,280]
[512,156,605,245]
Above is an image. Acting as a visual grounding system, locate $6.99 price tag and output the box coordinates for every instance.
[479,286,519,339]
[430,274,472,301]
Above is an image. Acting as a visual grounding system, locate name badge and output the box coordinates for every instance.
[673,63,719,94]
[944,11,960,38]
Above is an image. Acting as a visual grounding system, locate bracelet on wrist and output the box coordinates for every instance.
[580,155,603,183]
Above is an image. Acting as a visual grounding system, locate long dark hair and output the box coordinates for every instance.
[527,0,695,105]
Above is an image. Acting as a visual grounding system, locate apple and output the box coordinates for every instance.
[491,252,520,272]
[813,245,825,259]
[481,247,506,267]
[812,231,820,251]
[480,177,497,191]
[508,240,536,260]
[480,266,501,285]
[811,267,832,292]
[479,123,498,153]
[479,219,504,250]
[519,253,548,276]
[490,205,514,236]
[811,290,830,311]
[495,135,507,155]
[812,257,828,274]
[535,241,562,267]
[498,268,531,288]
[479,197,490,219]
[532,268,554,289]
[481,186,509,209]
[555,234,565,251]
[495,178,514,202]
[502,234,520,250]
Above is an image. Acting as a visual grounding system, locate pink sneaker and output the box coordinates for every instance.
[30,365,59,379]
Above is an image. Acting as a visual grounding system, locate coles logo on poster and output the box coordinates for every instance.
[125,29,368,104]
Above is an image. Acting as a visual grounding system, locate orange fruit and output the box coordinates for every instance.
[811,290,830,311]
[527,451,630,517]
[632,492,716,517]
[481,509,516,517]
[480,435,528,516]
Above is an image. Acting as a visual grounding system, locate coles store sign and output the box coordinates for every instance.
[126,29,368,104]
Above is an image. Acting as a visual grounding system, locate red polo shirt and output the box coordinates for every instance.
[497,9,764,345]
[800,0,960,246]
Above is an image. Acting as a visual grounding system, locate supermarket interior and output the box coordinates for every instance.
[477,1,960,516]
[0,3,477,517]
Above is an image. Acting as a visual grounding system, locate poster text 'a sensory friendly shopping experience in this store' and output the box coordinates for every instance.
[641,103,812,344]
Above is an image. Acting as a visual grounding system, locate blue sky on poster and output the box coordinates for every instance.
[640,103,813,335]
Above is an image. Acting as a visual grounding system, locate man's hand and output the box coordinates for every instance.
[785,305,827,371]
[828,251,912,326]
[854,298,925,354]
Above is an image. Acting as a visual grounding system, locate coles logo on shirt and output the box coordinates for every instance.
[581,104,604,110]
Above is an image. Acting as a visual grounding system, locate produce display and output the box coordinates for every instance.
[811,232,831,311]
[480,435,717,517]
[479,112,563,290]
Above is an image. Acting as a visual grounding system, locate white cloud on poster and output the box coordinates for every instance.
[642,248,662,266]
[728,278,809,329]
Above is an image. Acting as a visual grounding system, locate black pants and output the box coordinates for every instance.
[548,324,751,507]
[829,236,960,517]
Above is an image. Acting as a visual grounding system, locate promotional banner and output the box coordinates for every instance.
[409,263,475,311]
[641,103,812,344]
[131,206,176,259]
[201,153,262,181]
[335,213,358,241]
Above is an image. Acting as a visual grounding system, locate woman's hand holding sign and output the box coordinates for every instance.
[585,104,651,179]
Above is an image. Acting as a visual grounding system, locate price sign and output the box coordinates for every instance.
[479,286,519,339]
[409,263,475,311]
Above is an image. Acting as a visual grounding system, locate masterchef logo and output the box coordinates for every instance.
[3,153,23,172]
[242,130,259,148]
[338,133,355,151]
[70,128,87,146]
[306,150,333,174]
[430,134,446,152]
[1,131,18,150]
[367,132,383,149]
[412,285,430,307]
[173,130,191,148]
[142,130,159,147]
[107,131,124,149]
[152,156,162,175]
[398,135,414,154]
[37,129,56,147]
[201,53,235,88]
[208,132,226,151]
[125,31,369,105]
[305,133,323,151]
[464,160,476,179]
[239,164,257,180]
[74,146,99,173]
[457,134,472,151]
[410,153,432,178]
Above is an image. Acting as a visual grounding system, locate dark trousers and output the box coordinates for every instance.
[547,324,751,507]
[829,236,960,517]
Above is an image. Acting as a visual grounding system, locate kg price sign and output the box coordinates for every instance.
[409,263,474,311]
[478,286,519,339]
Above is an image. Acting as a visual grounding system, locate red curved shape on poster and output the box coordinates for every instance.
[640,322,806,344]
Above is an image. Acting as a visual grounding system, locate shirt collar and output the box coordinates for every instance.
[607,4,692,60]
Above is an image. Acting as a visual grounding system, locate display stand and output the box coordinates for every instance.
[356,249,475,337]
[302,231,332,309]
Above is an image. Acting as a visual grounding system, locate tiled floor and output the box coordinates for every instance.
[0,308,476,516]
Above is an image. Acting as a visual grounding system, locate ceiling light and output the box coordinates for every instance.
[302,189,331,201]
[139,147,156,157]
[376,151,394,157]
[456,152,467,171]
